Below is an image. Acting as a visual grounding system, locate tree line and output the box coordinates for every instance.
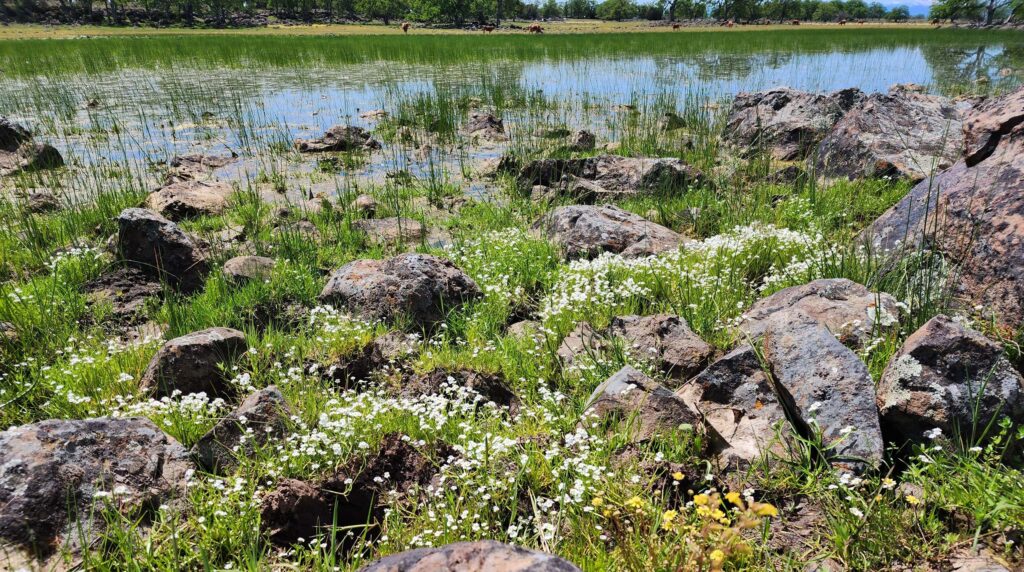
[3,0,1016,27]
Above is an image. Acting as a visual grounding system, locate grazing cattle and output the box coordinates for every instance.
[931,18,941,25]
[482,25,495,32]
[672,23,680,29]
[401,22,410,33]
[528,24,544,33]
[838,19,847,25]
[856,18,865,23]
[726,19,734,27]
[791,19,800,24]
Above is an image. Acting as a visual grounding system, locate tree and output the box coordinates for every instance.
[866,1,885,17]
[595,0,635,19]
[540,0,561,17]
[929,0,983,20]
[564,0,597,17]
[886,3,909,19]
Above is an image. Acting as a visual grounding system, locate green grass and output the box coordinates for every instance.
[0,27,1021,572]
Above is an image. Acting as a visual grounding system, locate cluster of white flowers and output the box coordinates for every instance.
[46,245,102,273]
[446,228,557,304]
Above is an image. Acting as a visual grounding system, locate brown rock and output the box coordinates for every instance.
[402,368,516,410]
[556,322,607,367]
[222,255,276,285]
[117,208,209,293]
[144,179,235,221]
[140,327,248,399]
[739,278,901,348]
[583,365,704,443]
[465,112,506,142]
[353,217,426,245]
[191,386,291,474]
[24,189,61,213]
[535,204,684,260]
[350,193,378,215]
[358,540,581,571]
[295,125,381,153]
[815,84,964,181]
[518,155,701,199]
[609,314,714,383]
[82,265,163,324]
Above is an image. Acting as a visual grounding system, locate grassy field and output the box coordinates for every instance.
[0,27,1021,571]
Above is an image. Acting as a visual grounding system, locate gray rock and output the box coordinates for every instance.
[678,345,791,470]
[166,153,237,182]
[294,125,381,153]
[762,320,884,472]
[0,418,190,566]
[117,208,209,293]
[350,193,378,215]
[140,327,248,398]
[353,217,426,245]
[556,322,607,366]
[0,117,63,176]
[358,540,581,572]
[144,179,235,221]
[191,386,291,474]
[739,278,901,348]
[609,314,713,383]
[535,204,684,260]
[222,255,276,284]
[24,189,60,213]
[877,315,1024,445]
[583,365,703,443]
[723,87,864,160]
[567,129,596,151]
[815,84,964,182]
[465,112,506,142]
[518,155,701,199]
[319,253,482,329]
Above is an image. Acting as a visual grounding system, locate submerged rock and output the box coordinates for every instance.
[0,418,191,567]
[877,315,1024,446]
[117,208,209,293]
[166,153,237,182]
[318,253,482,329]
[140,327,248,399]
[534,204,684,260]
[723,87,864,160]
[294,125,381,153]
[464,112,506,142]
[815,84,964,181]
[863,86,1024,329]
[358,541,582,572]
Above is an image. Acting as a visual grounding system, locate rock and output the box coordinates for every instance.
[506,319,541,338]
[167,153,237,182]
[359,109,388,120]
[402,368,516,410]
[863,86,1024,329]
[261,434,449,548]
[319,331,421,385]
[556,322,607,366]
[117,208,209,293]
[319,253,482,329]
[815,84,964,181]
[583,365,704,443]
[609,314,714,383]
[294,125,381,153]
[949,547,1013,572]
[567,129,596,151]
[534,204,684,260]
[82,265,163,324]
[518,155,701,199]
[0,117,63,176]
[353,217,426,245]
[140,327,247,398]
[723,87,864,160]
[762,320,884,472]
[358,540,581,572]
[222,255,275,285]
[350,193,378,215]
[24,189,60,213]
[144,179,235,221]
[659,111,688,131]
[877,315,1024,446]
[465,112,506,141]
[192,386,291,474]
[677,345,791,470]
[739,278,901,348]
[0,418,190,565]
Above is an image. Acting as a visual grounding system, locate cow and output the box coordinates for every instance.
[672,23,681,29]
[482,25,495,32]
[401,22,410,33]
[838,18,847,25]
[725,19,734,27]
[528,24,544,33]
[791,19,800,24]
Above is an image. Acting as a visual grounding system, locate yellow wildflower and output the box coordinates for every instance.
[693,493,710,506]
[905,495,921,506]
[624,496,645,509]
[660,510,678,531]
[754,502,779,517]
[591,497,604,507]
[709,549,725,563]
[672,471,685,481]
[725,491,742,506]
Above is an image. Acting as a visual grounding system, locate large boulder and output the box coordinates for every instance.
[608,314,714,383]
[863,86,1024,329]
[318,253,482,329]
[677,345,791,470]
[117,208,209,293]
[583,365,704,443]
[762,320,884,472]
[140,327,248,399]
[738,278,901,348]
[294,125,381,153]
[144,179,235,221]
[0,117,63,176]
[0,418,190,566]
[723,87,864,161]
[534,204,684,260]
[815,84,964,182]
[358,541,581,572]
[877,315,1024,445]
[518,155,700,200]
[192,386,291,474]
